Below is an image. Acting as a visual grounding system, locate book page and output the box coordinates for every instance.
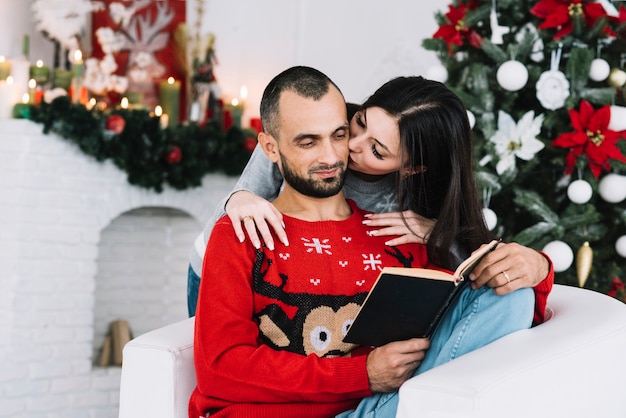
[377,266,454,282]
[454,239,500,279]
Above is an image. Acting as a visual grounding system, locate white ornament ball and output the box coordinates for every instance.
[542,240,574,272]
[466,110,476,129]
[426,64,449,83]
[598,173,626,203]
[589,58,611,82]
[496,60,529,91]
[482,207,497,230]
[567,179,593,204]
[616,235,626,258]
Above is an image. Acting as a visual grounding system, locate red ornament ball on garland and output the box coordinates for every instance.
[166,145,182,164]
[105,114,126,134]
[242,136,257,153]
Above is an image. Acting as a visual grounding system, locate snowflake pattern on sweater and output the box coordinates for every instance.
[250,201,426,359]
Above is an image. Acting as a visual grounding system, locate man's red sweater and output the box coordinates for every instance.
[189,200,552,418]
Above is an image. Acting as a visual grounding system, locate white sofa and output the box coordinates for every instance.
[118,285,626,418]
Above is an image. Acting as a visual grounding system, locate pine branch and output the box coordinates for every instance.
[580,88,621,105]
[513,222,559,246]
[566,47,593,96]
[513,188,560,224]
[480,40,508,63]
[27,97,256,192]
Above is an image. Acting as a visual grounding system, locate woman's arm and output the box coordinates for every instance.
[201,144,285,248]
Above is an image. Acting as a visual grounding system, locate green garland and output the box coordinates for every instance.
[25,96,256,192]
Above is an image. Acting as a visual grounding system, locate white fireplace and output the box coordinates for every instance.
[0,120,238,417]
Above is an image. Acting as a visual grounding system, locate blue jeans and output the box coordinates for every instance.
[187,265,200,317]
[337,285,534,418]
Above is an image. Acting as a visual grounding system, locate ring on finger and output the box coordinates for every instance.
[241,215,254,223]
[501,270,511,284]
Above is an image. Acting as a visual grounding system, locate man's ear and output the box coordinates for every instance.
[402,165,428,179]
[258,132,279,163]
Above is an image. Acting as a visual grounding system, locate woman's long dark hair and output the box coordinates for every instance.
[362,76,492,269]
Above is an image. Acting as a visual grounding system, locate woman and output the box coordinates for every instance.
[188,76,552,325]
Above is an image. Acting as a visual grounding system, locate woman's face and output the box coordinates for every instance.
[348,106,403,177]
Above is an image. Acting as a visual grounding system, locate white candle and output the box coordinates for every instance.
[28,78,36,104]
[154,105,168,128]
[159,113,169,129]
[120,97,129,109]
[189,102,200,122]
[0,76,16,119]
[238,85,248,127]
[10,56,30,103]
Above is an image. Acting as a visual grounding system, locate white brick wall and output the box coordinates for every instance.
[92,207,198,362]
[0,120,239,417]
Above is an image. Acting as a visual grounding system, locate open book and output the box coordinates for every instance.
[343,239,500,347]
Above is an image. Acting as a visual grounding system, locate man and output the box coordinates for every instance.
[189,66,534,418]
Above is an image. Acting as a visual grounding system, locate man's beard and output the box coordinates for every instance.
[280,154,346,198]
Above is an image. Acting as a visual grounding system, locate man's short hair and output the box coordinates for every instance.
[260,66,343,138]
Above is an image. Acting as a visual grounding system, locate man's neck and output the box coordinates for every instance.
[272,187,352,222]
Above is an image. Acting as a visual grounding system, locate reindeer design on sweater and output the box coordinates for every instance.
[252,246,414,357]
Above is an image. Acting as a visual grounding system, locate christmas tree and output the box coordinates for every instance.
[423,0,626,298]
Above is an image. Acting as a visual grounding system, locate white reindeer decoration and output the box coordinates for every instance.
[35,0,177,108]
[102,1,176,107]
[118,1,175,104]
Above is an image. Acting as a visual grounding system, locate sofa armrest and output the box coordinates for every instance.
[118,317,196,418]
[396,285,626,418]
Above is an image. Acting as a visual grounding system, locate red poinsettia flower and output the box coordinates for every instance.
[552,100,626,177]
[531,0,615,39]
[433,0,482,55]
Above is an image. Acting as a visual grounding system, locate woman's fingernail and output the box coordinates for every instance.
[282,238,289,246]
[238,235,245,243]
[267,241,274,251]
[362,220,371,225]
